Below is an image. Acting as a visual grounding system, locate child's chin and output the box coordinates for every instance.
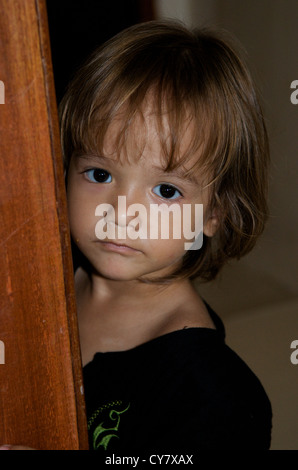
[95,265,144,282]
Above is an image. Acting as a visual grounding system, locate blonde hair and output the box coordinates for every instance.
[60,20,270,283]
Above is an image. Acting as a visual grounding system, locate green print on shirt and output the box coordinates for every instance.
[90,401,130,450]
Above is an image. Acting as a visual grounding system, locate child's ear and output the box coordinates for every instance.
[203,207,220,238]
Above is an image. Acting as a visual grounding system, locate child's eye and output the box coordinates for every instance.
[84,168,112,183]
[153,184,182,200]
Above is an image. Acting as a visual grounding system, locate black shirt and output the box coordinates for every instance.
[83,303,272,452]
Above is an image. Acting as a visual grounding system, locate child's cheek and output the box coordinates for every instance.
[155,238,186,260]
[67,195,89,241]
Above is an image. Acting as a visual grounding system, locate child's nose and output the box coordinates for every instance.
[114,195,131,228]
[113,192,147,238]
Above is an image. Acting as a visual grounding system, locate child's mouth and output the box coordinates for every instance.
[98,240,142,254]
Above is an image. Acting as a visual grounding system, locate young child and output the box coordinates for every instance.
[62,19,272,452]
[1,20,272,452]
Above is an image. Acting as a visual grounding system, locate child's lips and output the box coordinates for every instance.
[97,240,143,254]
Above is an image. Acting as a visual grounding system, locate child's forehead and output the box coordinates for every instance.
[101,102,203,172]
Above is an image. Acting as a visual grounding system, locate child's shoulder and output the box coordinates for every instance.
[158,282,217,335]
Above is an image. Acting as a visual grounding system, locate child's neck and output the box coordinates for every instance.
[75,266,193,325]
[75,266,214,365]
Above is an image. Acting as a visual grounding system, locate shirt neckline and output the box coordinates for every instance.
[84,323,225,370]
[83,300,225,367]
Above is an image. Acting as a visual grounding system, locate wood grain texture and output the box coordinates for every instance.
[0,0,89,449]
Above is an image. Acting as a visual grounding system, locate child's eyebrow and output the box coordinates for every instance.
[152,164,200,186]
[76,154,111,162]
[77,154,199,186]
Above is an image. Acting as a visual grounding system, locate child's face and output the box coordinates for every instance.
[66,109,218,282]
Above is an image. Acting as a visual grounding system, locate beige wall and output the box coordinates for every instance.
[155,0,298,450]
